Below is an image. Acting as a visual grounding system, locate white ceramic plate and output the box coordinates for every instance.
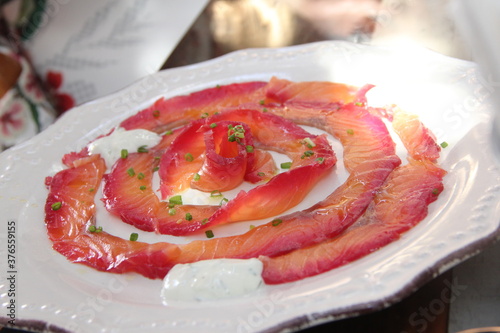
[1,41,499,333]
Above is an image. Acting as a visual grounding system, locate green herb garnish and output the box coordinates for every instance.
[301,150,314,159]
[137,145,148,153]
[169,195,183,205]
[210,190,223,197]
[51,202,62,210]
[272,218,282,226]
[280,162,292,169]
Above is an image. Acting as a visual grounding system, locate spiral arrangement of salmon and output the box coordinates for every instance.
[44,77,445,284]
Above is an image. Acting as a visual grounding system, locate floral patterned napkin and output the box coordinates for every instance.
[0,4,56,152]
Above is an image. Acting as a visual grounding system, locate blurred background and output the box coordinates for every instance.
[0,0,473,150]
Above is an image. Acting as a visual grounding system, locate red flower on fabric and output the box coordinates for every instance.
[46,71,75,114]
[1,102,24,137]
[46,71,63,89]
[24,71,44,100]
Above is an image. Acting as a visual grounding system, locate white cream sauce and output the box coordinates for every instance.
[88,127,162,168]
[88,128,266,301]
[160,258,264,303]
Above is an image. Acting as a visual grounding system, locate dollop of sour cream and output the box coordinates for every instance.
[161,258,264,303]
[88,127,162,167]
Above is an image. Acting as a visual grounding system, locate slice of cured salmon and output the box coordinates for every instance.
[260,158,446,284]
[102,150,220,236]
[192,109,337,228]
[260,110,445,284]
[45,154,105,242]
[120,81,267,133]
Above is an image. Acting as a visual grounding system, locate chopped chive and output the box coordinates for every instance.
[301,150,314,159]
[440,141,449,148]
[210,190,223,197]
[185,213,193,221]
[201,112,209,119]
[139,185,147,191]
[137,172,145,180]
[89,188,95,192]
[121,149,128,159]
[130,233,139,241]
[219,197,229,206]
[193,173,201,181]
[210,123,217,128]
[228,134,236,142]
[153,166,159,172]
[153,110,160,117]
[168,208,176,215]
[355,102,364,106]
[303,137,316,148]
[432,188,440,195]
[249,225,255,230]
[127,168,135,176]
[169,195,183,205]
[272,218,283,226]
[246,145,254,153]
[316,157,325,164]
[88,225,102,233]
[205,230,215,238]
[185,153,194,162]
[51,201,62,211]
[259,100,265,105]
[262,108,268,112]
[216,84,221,89]
[280,162,292,169]
[201,218,208,225]
[346,129,354,135]
[164,130,173,135]
[257,172,265,177]
[137,145,148,153]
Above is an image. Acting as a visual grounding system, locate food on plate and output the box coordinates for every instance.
[120,81,267,133]
[260,108,446,284]
[44,77,445,288]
